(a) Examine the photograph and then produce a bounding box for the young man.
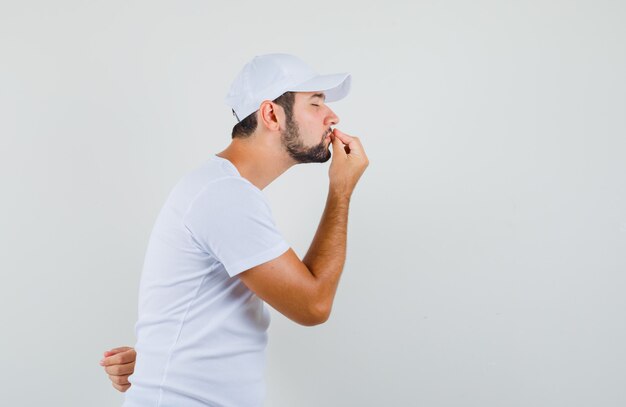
[100,53,368,406]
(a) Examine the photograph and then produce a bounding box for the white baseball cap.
[225,53,351,122]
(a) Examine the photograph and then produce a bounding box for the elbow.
[298,300,331,327]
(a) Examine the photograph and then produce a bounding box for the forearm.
[302,188,351,309]
[237,129,367,326]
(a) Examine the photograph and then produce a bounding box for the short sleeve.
[182,177,290,277]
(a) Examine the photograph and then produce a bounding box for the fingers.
[100,347,136,367]
[105,361,135,376]
[332,128,367,159]
[100,346,136,393]
[332,128,353,144]
[109,373,131,386]
[331,131,347,155]
[112,382,131,392]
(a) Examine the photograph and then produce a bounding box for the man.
[100,53,368,406]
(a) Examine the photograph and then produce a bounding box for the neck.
[216,132,296,190]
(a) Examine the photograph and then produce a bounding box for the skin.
[280,92,334,164]
[99,347,136,392]
[101,91,369,391]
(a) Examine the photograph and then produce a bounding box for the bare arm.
[238,129,368,326]
[299,188,350,320]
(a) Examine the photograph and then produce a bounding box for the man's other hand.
[99,346,136,392]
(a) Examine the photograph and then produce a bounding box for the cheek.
[293,108,327,139]
[297,111,323,133]
[300,122,318,139]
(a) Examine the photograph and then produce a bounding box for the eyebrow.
[309,93,326,101]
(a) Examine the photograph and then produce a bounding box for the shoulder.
[183,175,271,222]
[196,176,265,205]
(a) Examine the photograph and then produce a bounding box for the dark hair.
[231,92,295,139]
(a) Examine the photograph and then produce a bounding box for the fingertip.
[333,128,351,142]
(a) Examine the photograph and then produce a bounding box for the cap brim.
[288,73,351,103]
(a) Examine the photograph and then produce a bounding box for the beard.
[280,114,332,164]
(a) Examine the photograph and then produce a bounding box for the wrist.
[328,187,352,204]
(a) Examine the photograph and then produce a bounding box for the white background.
[1,1,625,406]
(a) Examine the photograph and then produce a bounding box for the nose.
[325,107,340,126]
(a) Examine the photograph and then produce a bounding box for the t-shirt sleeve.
[182,177,290,277]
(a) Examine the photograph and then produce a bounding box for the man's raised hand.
[328,128,369,199]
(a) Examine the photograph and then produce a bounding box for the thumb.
[331,132,348,156]
[333,128,353,144]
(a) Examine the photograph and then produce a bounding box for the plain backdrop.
[1,1,625,406]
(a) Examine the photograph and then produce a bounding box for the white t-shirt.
[123,155,289,407]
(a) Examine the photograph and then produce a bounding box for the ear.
[258,100,282,132]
